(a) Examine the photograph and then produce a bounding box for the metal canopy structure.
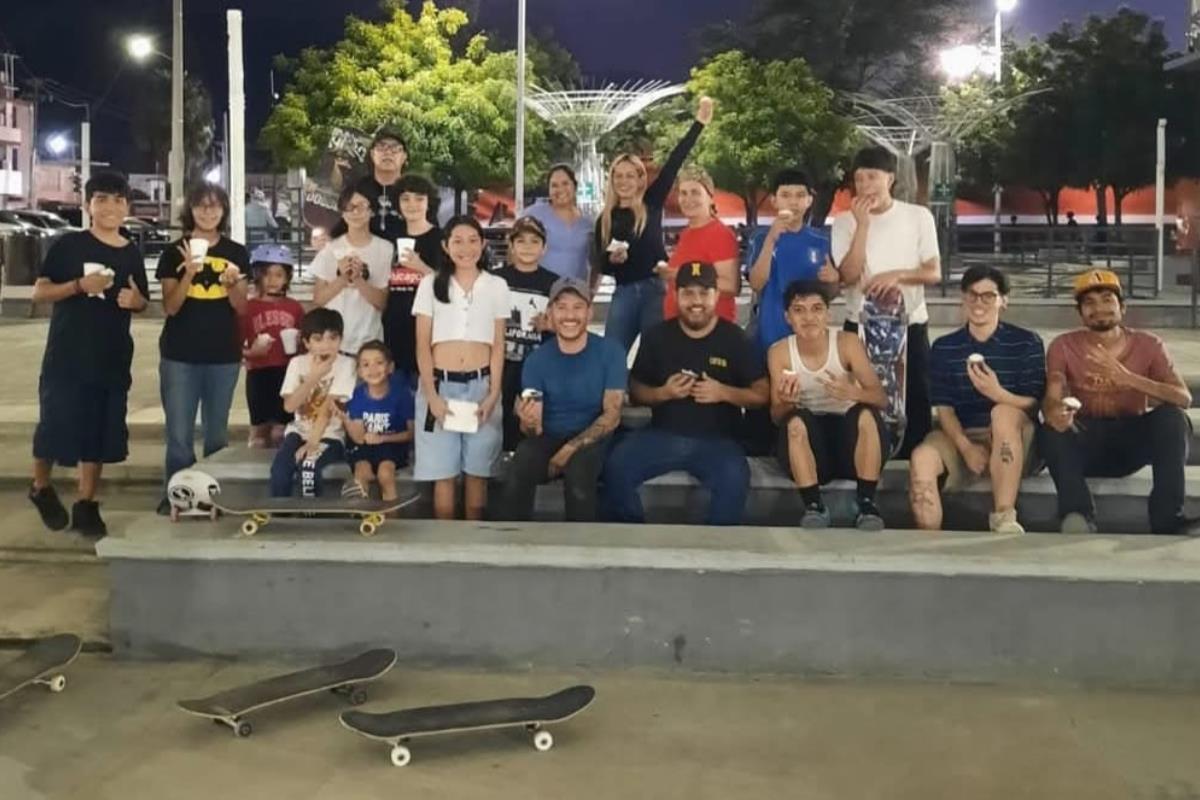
[526,81,685,212]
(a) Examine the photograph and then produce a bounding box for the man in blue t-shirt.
[909,265,1045,534]
[746,169,838,354]
[497,277,627,522]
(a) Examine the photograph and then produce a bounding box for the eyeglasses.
[343,202,372,214]
[965,290,1000,305]
[373,143,405,154]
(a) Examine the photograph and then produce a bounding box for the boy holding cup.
[383,174,442,384]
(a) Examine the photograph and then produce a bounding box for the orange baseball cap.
[1072,269,1123,300]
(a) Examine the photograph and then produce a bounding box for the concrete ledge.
[98,519,1200,686]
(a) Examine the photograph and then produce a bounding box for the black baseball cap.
[371,127,407,150]
[675,261,718,290]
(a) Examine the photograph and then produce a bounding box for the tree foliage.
[260,0,548,194]
[129,73,215,185]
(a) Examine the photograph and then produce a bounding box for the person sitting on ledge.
[601,262,769,526]
[909,265,1045,535]
[767,280,889,530]
[497,277,627,522]
[1039,269,1194,535]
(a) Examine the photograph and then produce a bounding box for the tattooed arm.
[548,389,624,477]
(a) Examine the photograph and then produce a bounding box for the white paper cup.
[188,238,210,264]
[396,237,416,260]
[280,328,300,355]
[1063,397,1082,411]
[967,353,985,366]
[779,209,794,220]
[254,333,273,349]
[607,239,629,254]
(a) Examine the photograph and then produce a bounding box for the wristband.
[73,278,82,295]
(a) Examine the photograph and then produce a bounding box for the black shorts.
[246,366,291,426]
[775,405,890,485]
[33,375,130,467]
[349,442,408,471]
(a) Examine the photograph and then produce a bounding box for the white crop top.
[412,270,510,346]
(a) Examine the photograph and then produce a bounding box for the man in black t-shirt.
[28,172,149,539]
[601,262,769,525]
[330,127,410,242]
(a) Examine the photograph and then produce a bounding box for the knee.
[990,404,1025,433]
[1148,404,1188,436]
[854,406,881,438]
[377,462,396,481]
[786,415,811,446]
[909,443,942,480]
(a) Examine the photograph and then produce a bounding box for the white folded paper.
[443,399,480,433]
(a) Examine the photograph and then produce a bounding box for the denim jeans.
[602,428,751,526]
[497,434,609,522]
[605,278,665,353]
[160,358,241,488]
[270,433,346,497]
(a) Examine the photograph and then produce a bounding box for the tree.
[129,73,215,185]
[645,51,856,228]
[260,0,548,210]
[700,0,969,95]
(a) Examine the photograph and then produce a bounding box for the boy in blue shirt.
[747,169,839,354]
[343,340,415,501]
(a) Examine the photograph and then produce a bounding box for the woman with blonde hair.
[594,96,714,352]
[660,164,740,323]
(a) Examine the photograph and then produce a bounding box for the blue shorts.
[413,375,502,481]
[349,442,409,471]
[33,376,130,467]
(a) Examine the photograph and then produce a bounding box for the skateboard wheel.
[236,721,253,738]
[350,689,368,706]
[252,512,270,525]
[48,674,66,693]
[170,506,180,523]
[369,513,385,526]
[209,507,220,521]
[533,730,554,751]
[390,744,411,767]
[359,521,378,538]
[240,520,258,537]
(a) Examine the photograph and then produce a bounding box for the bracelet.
[73,278,82,295]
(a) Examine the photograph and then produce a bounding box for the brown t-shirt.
[1046,328,1177,418]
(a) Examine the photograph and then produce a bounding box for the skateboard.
[0,634,83,702]
[340,684,596,767]
[859,290,908,456]
[178,648,397,738]
[167,468,420,537]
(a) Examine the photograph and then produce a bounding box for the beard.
[1085,318,1119,332]
[679,309,714,331]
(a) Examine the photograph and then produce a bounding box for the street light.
[204,166,221,184]
[996,0,1018,14]
[939,45,984,82]
[46,133,70,157]
[125,34,157,62]
[124,2,184,220]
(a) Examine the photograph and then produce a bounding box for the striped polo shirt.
[929,321,1046,429]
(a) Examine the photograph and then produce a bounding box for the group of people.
[23,96,1196,538]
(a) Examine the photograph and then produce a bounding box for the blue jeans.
[605,278,664,353]
[160,358,241,488]
[270,433,346,497]
[602,429,751,526]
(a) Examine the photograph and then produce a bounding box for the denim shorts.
[413,376,502,481]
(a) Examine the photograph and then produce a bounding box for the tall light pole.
[514,0,527,215]
[993,0,1017,248]
[171,0,185,216]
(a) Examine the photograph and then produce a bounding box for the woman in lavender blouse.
[524,164,594,283]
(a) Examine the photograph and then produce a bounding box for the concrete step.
[98,517,1200,687]
[190,442,1199,535]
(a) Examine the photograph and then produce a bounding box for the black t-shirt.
[38,231,149,386]
[632,319,765,438]
[155,236,249,364]
[330,174,408,242]
[494,264,557,362]
[382,226,441,375]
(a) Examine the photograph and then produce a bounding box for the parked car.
[0,210,53,237]
[121,217,171,256]
[11,209,79,233]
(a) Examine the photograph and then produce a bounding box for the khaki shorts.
[921,419,1037,492]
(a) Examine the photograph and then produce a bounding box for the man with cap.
[602,262,770,526]
[1040,269,1194,534]
[496,277,627,522]
[331,127,410,242]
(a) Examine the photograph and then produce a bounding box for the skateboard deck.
[0,634,83,702]
[859,290,908,456]
[178,648,397,738]
[167,469,419,536]
[340,684,596,766]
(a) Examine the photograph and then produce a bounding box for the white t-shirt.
[280,352,358,439]
[830,200,940,325]
[412,270,510,346]
[310,234,393,354]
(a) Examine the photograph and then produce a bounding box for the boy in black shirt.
[330,127,409,242]
[601,262,770,525]
[28,172,149,538]
[495,216,558,450]
[383,173,441,382]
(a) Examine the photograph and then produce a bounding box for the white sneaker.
[989,509,1025,535]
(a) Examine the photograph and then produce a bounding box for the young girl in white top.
[311,184,393,355]
[412,216,510,519]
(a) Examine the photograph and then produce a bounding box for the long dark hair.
[179,182,230,235]
[435,216,488,304]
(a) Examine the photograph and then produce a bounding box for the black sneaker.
[70,500,108,539]
[29,484,69,531]
[855,499,885,531]
[801,502,831,530]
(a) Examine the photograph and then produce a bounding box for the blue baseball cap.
[249,243,296,267]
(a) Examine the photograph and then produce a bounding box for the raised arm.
[645,97,713,206]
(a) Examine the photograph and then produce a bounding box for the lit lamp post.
[126,17,183,218]
[514,0,527,215]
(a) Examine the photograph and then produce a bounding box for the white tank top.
[787,329,854,415]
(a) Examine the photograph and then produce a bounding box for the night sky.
[0,0,1189,172]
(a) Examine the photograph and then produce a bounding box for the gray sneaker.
[801,502,831,530]
[989,508,1026,535]
[854,499,885,532]
[1060,512,1097,534]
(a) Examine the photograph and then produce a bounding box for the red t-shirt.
[1046,328,1177,418]
[662,218,739,322]
[240,296,307,370]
